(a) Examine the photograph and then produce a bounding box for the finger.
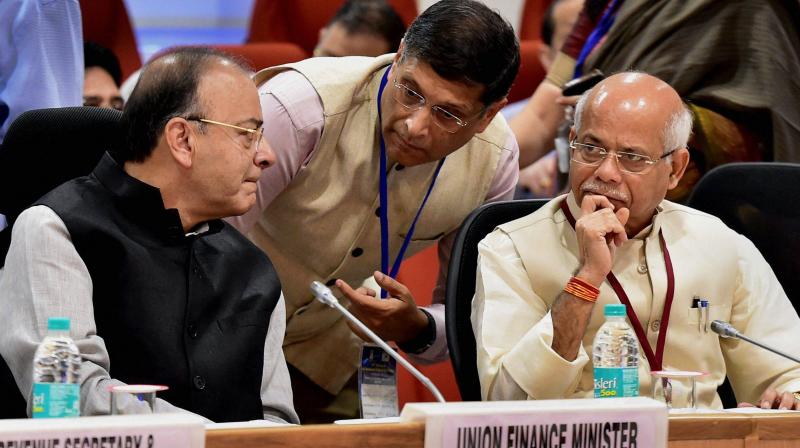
[336,279,380,309]
[615,207,630,227]
[737,401,756,408]
[590,208,626,247]
[356,286,377,297]
[335,278,359,298]
[760,388,778,409]
[777,391,795,410]
[579,210,624,244]
[556,95,580,106]
[611,213,629,247]
[612,231,628,247]
[580,194,615,215]
[373,271,411,299]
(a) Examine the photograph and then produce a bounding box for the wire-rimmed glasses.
[187,117,264,151]
[570,141,675,174]
[392,79,483,134]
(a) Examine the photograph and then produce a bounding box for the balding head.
[119,47,274,232]
[568,72,692,236]
[574,72,692,154]
[120,47,253,163]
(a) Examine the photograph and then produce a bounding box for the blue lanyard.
[376,67,446,298]
[574,0,622,78]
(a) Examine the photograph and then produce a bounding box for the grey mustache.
[580,181,630,202]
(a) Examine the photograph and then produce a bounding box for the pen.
[700,299,709,333]
[693,296,701,333]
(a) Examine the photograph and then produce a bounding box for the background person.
[83,41,125,111]
[510,0,800,202]
[314,0,406,57]
[506,0,583,199]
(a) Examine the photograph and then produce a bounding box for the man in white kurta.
[472,72,800,409]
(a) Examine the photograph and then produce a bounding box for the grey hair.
[572,83,694,154]
[572,87,592,136]
[663,102,693,153]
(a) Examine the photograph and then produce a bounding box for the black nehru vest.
[36,153,282,422]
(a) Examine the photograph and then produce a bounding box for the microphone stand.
[712,320,800,364]
[311,281,446,403]
[732,333,800,364]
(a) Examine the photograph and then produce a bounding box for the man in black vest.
[0,48,298,423]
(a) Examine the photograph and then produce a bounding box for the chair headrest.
[0,106,123,216]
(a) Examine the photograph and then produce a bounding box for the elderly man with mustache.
[472,72,800,410]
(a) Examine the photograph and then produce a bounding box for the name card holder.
[400,397,667,448]
[0,413,205,448]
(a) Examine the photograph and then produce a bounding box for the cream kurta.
[472,193,800,408]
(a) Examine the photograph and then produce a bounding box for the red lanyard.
[559,199,675,371]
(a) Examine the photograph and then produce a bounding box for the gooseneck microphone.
[709,320,741,338]
[310,281,446,403]
[711,320,800,364]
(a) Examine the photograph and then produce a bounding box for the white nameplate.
[400,397,667,448]
[0,413,205,448]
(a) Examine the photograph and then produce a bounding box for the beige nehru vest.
[252,55,510,394]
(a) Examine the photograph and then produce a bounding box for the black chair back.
[0,106,122,418]
[688,162,800,408]
[445,199,549,400]
[0,106,122,267]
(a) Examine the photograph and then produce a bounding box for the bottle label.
[593,367,638,398]
[32,382,80,418]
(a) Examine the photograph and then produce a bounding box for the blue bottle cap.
[604,304,627,317]
[47,317,71,331]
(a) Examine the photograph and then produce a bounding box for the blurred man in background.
[509,0,583,198]
[314,0,405,57]
[83,42,125,111]
[510,0,800,202]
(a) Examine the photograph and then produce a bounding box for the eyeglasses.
[570,141,675,174]
[187,117,264,151]
[392,79,481,134]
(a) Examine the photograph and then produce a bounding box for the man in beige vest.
[473,72,800,409]
[230,0,520,422]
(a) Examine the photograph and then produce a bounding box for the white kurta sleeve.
[472,229,589,400]
[723,235,800,404]
[260,293,299,423]
[0,206,197,418]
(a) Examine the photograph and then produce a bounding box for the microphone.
[710,320,741,338]
[711,320,800,364]
[310,281,446,403]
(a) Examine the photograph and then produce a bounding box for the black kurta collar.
[90,152,223,243]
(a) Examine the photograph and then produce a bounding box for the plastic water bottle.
[593,304,639,398]
[32,317,81,418]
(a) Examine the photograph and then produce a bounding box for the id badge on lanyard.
[375,67,445,298]
[357,68,446,416]
[359,343,398,418]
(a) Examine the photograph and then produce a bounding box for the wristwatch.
[793,391,800,402]
[398,309,436,355]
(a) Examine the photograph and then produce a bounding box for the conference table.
[206,412,800,448]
